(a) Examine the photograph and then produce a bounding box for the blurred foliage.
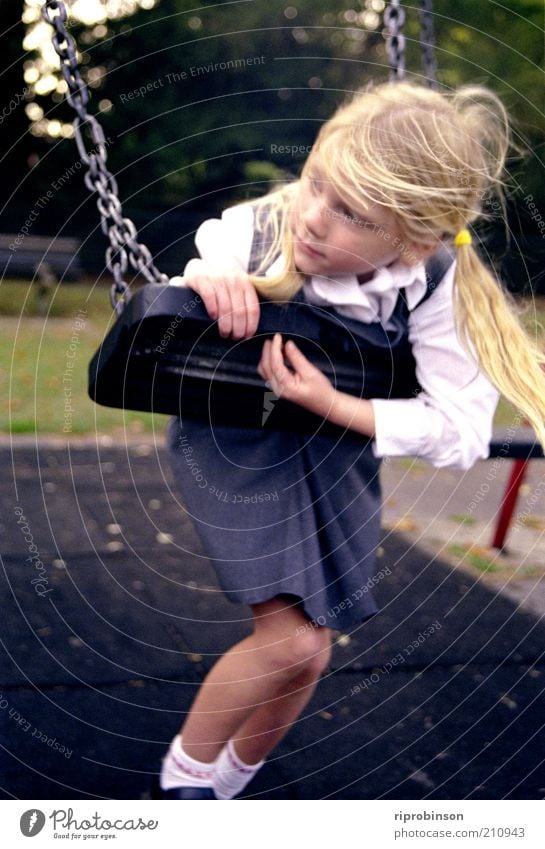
[3,0,544,228]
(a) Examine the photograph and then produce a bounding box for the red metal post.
[491,458,530,550]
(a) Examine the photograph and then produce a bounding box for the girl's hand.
[180,259,260,340]
[257,333,337,418]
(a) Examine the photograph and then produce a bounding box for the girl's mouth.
[297,238,324,258]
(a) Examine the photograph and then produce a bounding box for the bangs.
[307,133,394,221]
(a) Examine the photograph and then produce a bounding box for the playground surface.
[1,435,544,800]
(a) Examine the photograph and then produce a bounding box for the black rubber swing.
[42,0,446,434]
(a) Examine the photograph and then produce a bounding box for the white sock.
[159,735,217,791]
[213,738,266,800]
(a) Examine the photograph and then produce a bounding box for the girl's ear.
[399,236,444,267]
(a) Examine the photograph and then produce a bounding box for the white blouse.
[171,203,500,470]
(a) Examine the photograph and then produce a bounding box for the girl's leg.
[180,596,332,764]
[230,657,328,765]
[211,650,329,800]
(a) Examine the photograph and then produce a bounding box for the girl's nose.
[302,196,327,239]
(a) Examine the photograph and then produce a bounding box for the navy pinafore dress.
[166,214,451,630]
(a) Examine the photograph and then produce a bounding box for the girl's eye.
[351,212,370,228]
[338,205,367,226]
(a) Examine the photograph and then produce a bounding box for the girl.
[154,81,545,799]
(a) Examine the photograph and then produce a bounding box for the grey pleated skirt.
[166,414,384,630]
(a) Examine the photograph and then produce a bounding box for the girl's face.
[291,161,414,281]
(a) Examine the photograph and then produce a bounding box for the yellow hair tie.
[454,228,472,248]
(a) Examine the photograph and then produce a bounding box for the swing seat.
[88,282,425,433]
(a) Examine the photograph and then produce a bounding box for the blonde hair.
[246,80,545,451]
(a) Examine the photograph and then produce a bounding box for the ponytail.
[453,244,545,450]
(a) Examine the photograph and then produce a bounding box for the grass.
[448,514,478,526]
[0,279,168,436]
[1,279,544,436]
[0,278,115,319]
[447,544,502,573]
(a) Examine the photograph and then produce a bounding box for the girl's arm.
[258,264,500,470]
[370,263,500,469]
[170,204,261,340]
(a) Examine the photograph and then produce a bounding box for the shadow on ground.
[1,441,544,800]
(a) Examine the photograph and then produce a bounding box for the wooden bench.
[0,234,82,280]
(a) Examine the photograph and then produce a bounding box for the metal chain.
[384,1,439,88]
[42,0,168,312]
[419,0,438,88]
[383,0,406,82]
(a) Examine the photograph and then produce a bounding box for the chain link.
[383,1,439,89]
[383,0,406,82]
[42,0,168,312]
[419,0,438,89]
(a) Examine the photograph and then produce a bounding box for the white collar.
[309,260,428,322]
[265,256,428,326]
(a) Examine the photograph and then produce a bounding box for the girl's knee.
[293,625,331,669]
[300,627,332,677]
[259,625,331,677]
[251,596,332,676]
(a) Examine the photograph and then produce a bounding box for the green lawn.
[0,280,168,436]
[0,279,543,436]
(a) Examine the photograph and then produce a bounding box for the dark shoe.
[150,776,216,800]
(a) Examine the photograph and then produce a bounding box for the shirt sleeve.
[370,262,500,470]
[189,203,255,273]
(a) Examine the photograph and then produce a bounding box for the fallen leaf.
[156,532,174,545]
[392,516,418,533]
[410,769,435,788]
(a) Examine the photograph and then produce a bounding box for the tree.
[4,1,544,285]
[0,0,35,216]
